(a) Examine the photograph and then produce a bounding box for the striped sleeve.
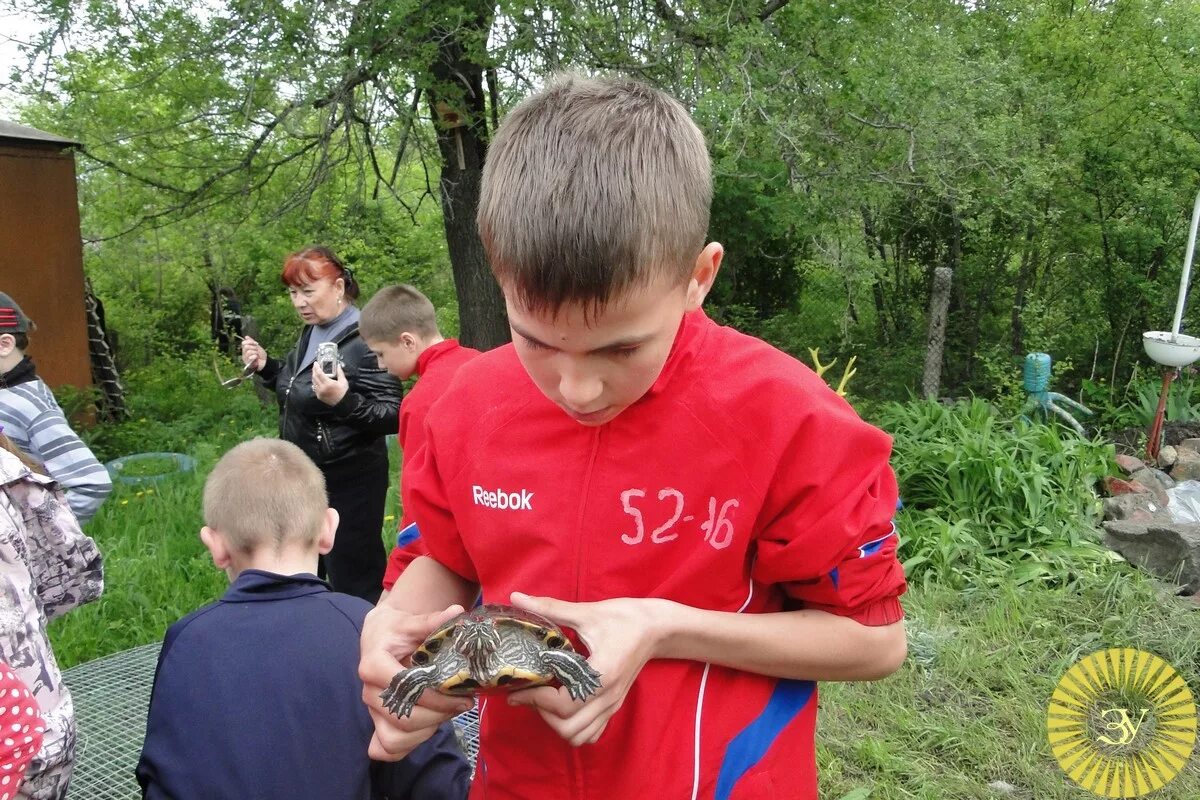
[0,385,112,523]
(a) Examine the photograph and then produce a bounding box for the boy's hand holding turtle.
[360,603,472,761]
[505,592,666,747]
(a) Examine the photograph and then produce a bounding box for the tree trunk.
[922,266,954,400]
[428,11,510,352]
[1010,223,1038,356]
[860,207,891,344]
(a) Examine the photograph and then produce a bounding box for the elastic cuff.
[808,595,904,626]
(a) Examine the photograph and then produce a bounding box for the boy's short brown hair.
[202,438,326,554]
[359,285,439,342]
[477,73,713,314]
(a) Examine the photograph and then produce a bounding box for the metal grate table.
[63,642,161,799]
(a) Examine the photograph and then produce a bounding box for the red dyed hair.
[279,246,359,300]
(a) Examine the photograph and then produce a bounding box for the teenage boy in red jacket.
[359,74,908,800]
[358,284,480,591]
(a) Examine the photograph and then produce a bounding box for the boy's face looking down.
[366,334,421,380]
[506,243,722,427]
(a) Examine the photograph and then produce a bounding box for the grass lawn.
[51,444,1200,799]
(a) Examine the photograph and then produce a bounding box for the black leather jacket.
[258,322,401,470]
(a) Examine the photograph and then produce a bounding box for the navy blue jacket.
[136,570,470,799]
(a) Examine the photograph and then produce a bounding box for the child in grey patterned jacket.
[0,432,104,799]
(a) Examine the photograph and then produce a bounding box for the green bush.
[1081,368,1200,433]
[875,399,1117,590]
[76,349,276,463]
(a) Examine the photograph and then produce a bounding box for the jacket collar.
[415,339,461,377]
[221,569,332,603]
[645,308,712,398]
[0,356,37,389]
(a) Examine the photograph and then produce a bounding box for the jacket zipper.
[316,420,333,457]
[280,369,301,436]
[570,427,603,800]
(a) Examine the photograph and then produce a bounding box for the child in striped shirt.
[0,292,111,523]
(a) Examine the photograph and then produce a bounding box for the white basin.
[1143,331,1200,367]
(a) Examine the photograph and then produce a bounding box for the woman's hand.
[312,361,349,405]
[360,603,473,761]
[506,592,669,746]
[241,337,268,372]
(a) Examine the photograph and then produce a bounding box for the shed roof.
[0,119,78,148]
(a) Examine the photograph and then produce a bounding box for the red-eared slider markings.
[380,604,603,718]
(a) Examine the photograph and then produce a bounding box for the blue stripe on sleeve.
[396,522,420,546]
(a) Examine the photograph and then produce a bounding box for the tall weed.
[875,399,1116,589]
[73,349,276,462]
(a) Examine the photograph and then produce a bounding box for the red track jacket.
[403,310,906,800]
[383,339,481,590]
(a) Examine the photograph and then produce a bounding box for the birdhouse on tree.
[435,101,469,170]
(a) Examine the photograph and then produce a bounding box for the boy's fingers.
[419,604,466,635]
[367,719,437,761]
[359,639,403,689]
[510,592,581,628]
[577,717,610,747]
[413,687,475,715]
[367,700,455,735]
[360,604,463,688]
[507,685,579,718]
[368,732,405,762]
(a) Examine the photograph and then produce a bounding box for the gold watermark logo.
[1047,648,1196,797]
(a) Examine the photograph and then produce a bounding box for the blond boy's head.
[360,285,443,380]
[201,438,334,576]
[477,73,713,316]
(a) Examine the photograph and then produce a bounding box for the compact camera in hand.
[316,341,339,378]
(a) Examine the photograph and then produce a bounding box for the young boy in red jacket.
[359,284,481,591]
[359,74,908,800]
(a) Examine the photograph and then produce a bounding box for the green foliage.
[81,349,276,463]
[708,151,809,319]
[9,0,1200,398]
[973,347,1035,418]
[875,399,1116,589]
[1081,368,1200,433]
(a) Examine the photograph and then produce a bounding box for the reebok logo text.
[472,485,534,511]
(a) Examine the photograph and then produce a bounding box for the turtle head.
[456,616,502,660]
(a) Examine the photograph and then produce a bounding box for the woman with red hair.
[241,246,401,603]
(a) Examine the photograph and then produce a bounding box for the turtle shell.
[410,603,578,696]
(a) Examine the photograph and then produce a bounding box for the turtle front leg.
[380,665,440,718]
[540,650,602,702]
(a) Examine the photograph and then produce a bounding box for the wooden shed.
[0,119,92,392]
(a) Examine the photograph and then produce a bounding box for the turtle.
[379,604,603,719]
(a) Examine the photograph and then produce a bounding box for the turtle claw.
[380,667,435,719]
[541,650,602,702]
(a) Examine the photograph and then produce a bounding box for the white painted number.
[620,489,647,545]
[650,488,684,543]
[700,497,739,550]
[619,489,738,550]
